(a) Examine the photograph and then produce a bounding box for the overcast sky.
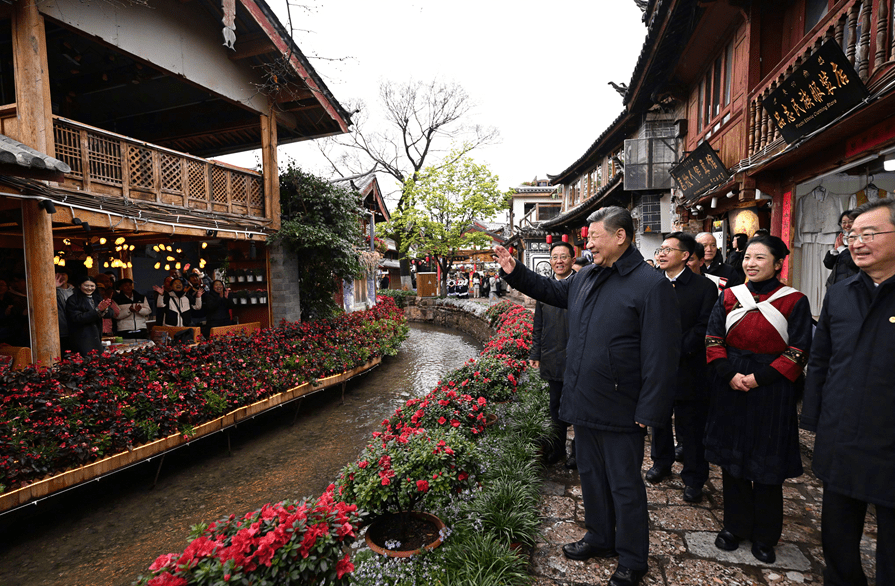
[221,1,648,205]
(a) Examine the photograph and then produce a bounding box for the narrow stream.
[0,322,481,586]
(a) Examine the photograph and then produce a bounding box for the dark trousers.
[721,469,783,545]
[576,425,648,571]
[650,399,709,489]
[821,486,895,586]
[547,380,575,458]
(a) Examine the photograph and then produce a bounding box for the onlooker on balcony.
[153,278,203,327]
[65,275,112,358]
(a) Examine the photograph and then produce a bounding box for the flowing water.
[0,322,480,586]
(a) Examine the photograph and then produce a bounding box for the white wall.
[39,0,271,114]
[511,195,559,228]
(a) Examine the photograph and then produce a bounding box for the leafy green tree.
[270,162,363,320]
[380,154,509,295]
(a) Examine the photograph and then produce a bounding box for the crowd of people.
[497,200,894,586]
[37,268,237,359]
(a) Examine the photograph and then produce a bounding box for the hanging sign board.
[669,140,730,199]
[762,39,868,144]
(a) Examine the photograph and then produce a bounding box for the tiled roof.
[540,172,623,229]
[0,134,71,173]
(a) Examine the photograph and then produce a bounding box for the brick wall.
[268,242,302,325]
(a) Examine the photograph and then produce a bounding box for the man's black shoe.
[674,444,684,462]
[608,565,647,586]
[682,486,703,503]
[564,455,577,469]
[751,541,776,564]
[714,529,740,551]
[644,465,672,484]
[561,539,618,561]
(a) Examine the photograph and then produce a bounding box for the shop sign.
[762,39,867,144]
[669,140,730,199]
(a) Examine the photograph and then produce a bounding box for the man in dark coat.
[801,199,895,586]
[645,233,717,504]
[529,241,576,468]
[495,206,680,586]
[696,232,743,289]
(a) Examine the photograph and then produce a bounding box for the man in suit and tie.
[645,232,718,503]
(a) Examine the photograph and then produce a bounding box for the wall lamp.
[884,155,895,172]
[72,217,91,232]
[206,229,218,237]
[38,199,57,214]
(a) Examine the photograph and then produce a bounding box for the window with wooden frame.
[696,39,734,139]
[537,204,561,221]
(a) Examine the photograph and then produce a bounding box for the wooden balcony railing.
[52,117,265,218]
[746,0,894,159]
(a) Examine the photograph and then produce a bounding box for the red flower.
[438,416,447,425]
[458,471,469,481]
[416,479,429,492]
[450,419,460,427]
[358,460,368,469]
[336,553,354,579]
[147,573,188,586]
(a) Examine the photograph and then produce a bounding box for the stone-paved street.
[530,429,878,586]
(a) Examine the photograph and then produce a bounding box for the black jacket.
[705,257,743,289]
[529,273,573,381]
[204,290,236,327]
[822,248,859,287]
[801,271,895,507]
[503,246,681,431]
[65,291,104,357]
[668,267,717,400]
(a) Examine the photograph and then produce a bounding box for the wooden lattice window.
[187,160,207,200]
[231,173,248,204]
[161,154,183,193]
[53,124,82,178]
[211,166,228,204]
[88,133,122,186]
[128,145,154,189]
[248,177,263,208]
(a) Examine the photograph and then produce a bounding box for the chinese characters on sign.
[762,39,868,144]
[669,140,730,200]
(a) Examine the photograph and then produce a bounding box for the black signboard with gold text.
[669,140,730,199]
[762,39,868,144]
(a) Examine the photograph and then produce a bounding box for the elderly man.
[801,198,895,586]
[529,241,577,468]
[494,206,680,586]
[645,233,717,504]
[696,232,742,290]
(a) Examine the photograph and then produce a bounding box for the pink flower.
[358,460,368,469]
[147,573,188,586]
[416,480,429,492]
[148,553,177,572]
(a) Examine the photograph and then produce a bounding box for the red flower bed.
[0,298,407,494]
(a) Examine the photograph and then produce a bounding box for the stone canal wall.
[403,298,494,344]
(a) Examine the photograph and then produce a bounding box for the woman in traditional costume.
[704,234,812,564]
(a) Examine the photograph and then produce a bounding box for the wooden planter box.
[0,357,382,513]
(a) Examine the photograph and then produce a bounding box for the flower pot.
[256,274,264,283]
[365,511,446,558]
[237,275,245,282]
[484,413,498,428]
[239,298,247,305]
[250,297,258,305]
[260,296,268,304]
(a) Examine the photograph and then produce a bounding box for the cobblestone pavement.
[531,429,878,586]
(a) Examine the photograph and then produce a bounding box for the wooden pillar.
[13,2,60,364]
[261,106,280,230]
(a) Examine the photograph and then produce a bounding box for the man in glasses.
[529,241,577,468]
[645,233,717,505]
[802,198,895,586]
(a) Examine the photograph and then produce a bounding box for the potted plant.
[257,288,268,304]
[255,268,264,283]
[249,290,259,305]
[386,386,491,440]
[335,427,478,557]
[234,268,245,283]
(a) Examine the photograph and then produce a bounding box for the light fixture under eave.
[884,155,895,172]
[710,197,718,209]
[726,190,736,198]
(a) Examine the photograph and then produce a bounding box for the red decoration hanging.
[562,234,569,243]
[509,246,515,254]
[581,226,589,238]
[546,235,553,244]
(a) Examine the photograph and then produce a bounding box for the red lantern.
[581,226,589,238]
[562,234,569,243]
[546,234,553,244]
[425,256,430,263]
[509,246,515,254]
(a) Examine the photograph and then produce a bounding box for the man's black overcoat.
[669,267,717,400]
[801,272,895,507]
[503,246,681,431]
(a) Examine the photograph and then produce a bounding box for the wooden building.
[0,0,350,363]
